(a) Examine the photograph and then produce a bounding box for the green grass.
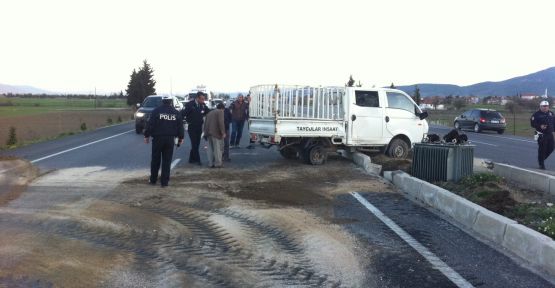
[426,104,536,137]
[437,173,555,239]
[0,97,127,117]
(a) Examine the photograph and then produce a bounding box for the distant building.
[419,103,445,110]
[485,96,509,105]
[466,96,480,104]
[520,94,540,100]
[419,97,445,110]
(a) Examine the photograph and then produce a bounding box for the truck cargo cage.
[250,85,345,120]
[411,143,474,182]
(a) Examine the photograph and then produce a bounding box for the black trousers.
[150,136,175,186]
[188,127,202,163]
[538,133,555,166]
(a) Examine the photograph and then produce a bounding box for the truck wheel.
[135,125,143,134]
[387,138,409,159]
[279,146,298,159]
[307,145,327,165]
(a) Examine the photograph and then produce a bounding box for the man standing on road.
[144,96,184,187]
[222,103,232,161]
[183,92,209,165]
[531,100,555,170]
[204,103,226,168]
[230,94,248,148]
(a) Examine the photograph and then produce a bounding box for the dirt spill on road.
[0,159,395,287]
[0,158,38,206]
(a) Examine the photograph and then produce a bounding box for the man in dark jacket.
[531,100,555,169]
[144,96,184,187]
[230,94,248,148]
[182,92,210,165]
[223,105,232,161]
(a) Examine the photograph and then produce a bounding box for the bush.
[80,122,87,131]
[0,100,14,107]
[117,116,122,123]
[460,173,501,188]
[539,216,555,238]
[6,127,17,146]
[107,117,113,125]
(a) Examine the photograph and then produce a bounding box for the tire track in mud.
[0,216,244,288]
[0,199,343,287]
[213,208,336,287]
[131,201,342,287]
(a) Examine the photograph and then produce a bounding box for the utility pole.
[94,87,97,109]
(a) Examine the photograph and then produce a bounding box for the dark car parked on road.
[134,95,183,134]
[454,109,506,134]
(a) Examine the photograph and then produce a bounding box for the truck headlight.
[135,112,145,118]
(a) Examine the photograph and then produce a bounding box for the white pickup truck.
[248,85,429,164]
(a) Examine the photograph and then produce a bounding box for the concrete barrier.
[493,163,553,196]
[473,208,516,244]
[434,188,481,229]
[540,242,555,275]
[502,224,552,263]
[352,152,382,175]
[388,170,555,277]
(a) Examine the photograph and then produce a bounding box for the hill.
[0,83,52,94]
[396,67,555,97]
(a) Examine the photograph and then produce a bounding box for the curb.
[384,170,555,277]
[341,150,382,175]
[493,163,555,196]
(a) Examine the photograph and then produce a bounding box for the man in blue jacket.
[144,96,184,187]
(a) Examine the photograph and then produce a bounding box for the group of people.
[143,92,250,187]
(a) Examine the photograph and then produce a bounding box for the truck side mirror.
[418,111,429,120]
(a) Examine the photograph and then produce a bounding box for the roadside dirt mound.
[0,158,38,206]
[369,153,412,174]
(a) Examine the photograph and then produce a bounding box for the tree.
[390,83,396,89]
[452,98,466,110]
[505,101,520,135]
[347,75,355,87]
[126,60,157,106]
[356,80,362,87]
[412,85,421,105]
[431,96,441,110]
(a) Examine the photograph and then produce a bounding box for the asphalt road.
[0,122,554,287]
[429,124,555,170]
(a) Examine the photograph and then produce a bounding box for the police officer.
[183,91,210,165]
[531,100,555,170]
[144,96,184,187]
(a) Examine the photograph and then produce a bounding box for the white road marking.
[469,140,497,147]
[171,158,181,170]
[30,130,134,164]
[351,192,474,288]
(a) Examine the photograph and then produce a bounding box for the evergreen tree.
[138,60,156,99]
[126,60,157,106]
[126,69,139,106]
[390,83,396,89]
[413,85,421,105]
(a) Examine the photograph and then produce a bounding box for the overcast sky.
[1,0,554,94]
